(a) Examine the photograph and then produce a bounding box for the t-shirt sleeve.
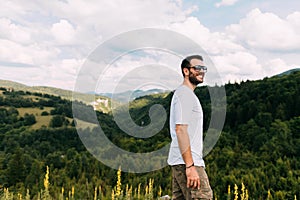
[173,91,193,125]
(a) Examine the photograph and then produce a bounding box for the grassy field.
[17,107,53,116]
[21,95,48,102]
[73,118,98,130]
[0,91,69,129]
[15,107,54,129]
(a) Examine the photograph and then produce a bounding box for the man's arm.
[175,124,200,189]
[175,124,193,166]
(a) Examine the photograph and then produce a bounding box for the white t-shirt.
[167,85,205,167]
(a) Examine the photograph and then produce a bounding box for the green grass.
[22,95,48,102]
[73,118,98,130]
[32,115,52,129]
[17,107,54,129]
[17,107,52,116]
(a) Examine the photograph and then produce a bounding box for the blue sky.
[186,0,300,30]
[0,0,299,92]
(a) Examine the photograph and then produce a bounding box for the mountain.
[0,79,112,113]
[273,68,300,77]
[0,79,168,110]
[98,88,170,102]
[0,79,31,91]
[0,79,95,101]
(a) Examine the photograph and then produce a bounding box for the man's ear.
[183,68,189,76]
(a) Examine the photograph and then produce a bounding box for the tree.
[24,113,36,126]
[49,115,64,128]
[7,148,26,186]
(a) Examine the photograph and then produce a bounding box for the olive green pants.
[171,165,213,200]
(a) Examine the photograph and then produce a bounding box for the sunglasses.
[189,65,207,73]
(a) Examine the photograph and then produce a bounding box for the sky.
[1,0,300,93]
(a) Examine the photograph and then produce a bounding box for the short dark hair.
[181,55,203,77]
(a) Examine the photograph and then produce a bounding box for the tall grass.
[0,166,297,200]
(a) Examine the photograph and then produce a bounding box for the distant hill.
[0,79,169,111]
[0,80,30,91]
[0,79,169,103]
[273,68,300,77]
[98,88,170,102]
[0,79,112,113]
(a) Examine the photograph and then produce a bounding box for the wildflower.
[234,184,238,200]
[137,183,141,199]
[158,186,162,197]
[112,189,115,200]
[267,189,272,200]
[44,166,49,190]
[240,183,245,200]
[94,186,97,200]
[116,166,122,197]
[227,185,231,200]
[71,186,75,199]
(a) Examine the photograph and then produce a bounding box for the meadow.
[3,166,293,200]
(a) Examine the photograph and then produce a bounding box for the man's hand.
[186,166,200,189]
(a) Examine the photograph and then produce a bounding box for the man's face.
[188,58,205,85]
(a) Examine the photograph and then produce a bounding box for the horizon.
[1,67,299,95]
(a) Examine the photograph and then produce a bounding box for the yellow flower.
[240,183,245,200]
[234,184,238,200]
[71,186,75,198]
[112,189,115,200]
[44,166,49,190]
[116,166,122,197]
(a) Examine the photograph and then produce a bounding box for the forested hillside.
[0,71,299,199]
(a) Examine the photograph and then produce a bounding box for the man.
[167,55,213,199]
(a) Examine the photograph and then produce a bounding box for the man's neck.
[183,79,197,91]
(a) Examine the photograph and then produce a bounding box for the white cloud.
[226,8,300,51]
[51,19,76,45]
[0,39,60,65]
[0,1,299,91]
[94,50,182,93]
[167,16,257,84]
[44,0,189,38]
[0,18,32,44]
[262,58,290,77]
[215,0,239,8]
[0,1,29,19]
[287,11,300,29]
[212,51,263,83]
[0,39,33,64]
[169,17,245,55]
[0,0,193,90]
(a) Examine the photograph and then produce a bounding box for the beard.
[189,73,202,85]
